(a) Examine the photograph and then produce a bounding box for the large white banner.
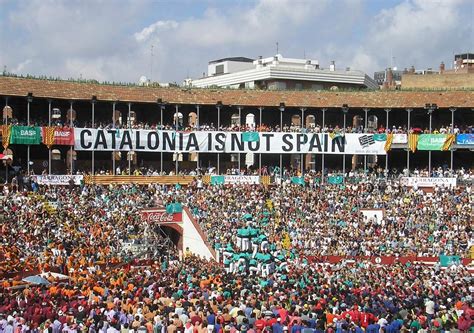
[74,129,387,155]
[224,175,260,184]
[400,177,457,188]
[35,175,84,185]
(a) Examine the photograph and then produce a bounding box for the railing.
[85,175,195,185]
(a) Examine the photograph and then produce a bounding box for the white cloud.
[12,59,32,72]
[134,20,178,42]
[1,0,471,84]
[346,0,471,73]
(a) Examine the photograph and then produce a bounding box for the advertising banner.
[35,175,84,185]
[439,255,461,267]
[10,126,42,145]
[224,175,260,184]
[140,208,182,224]
[211,175,260,185]
[417,134,447,151]
[74,129,387,155]
[456,134,474,145]
[400,177,457,188]
[42,127,75,146]
[306,255,471,267]
[392,134,408,144]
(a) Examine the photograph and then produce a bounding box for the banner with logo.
[211,175,260,185]
[306,255,472,268]
[74,129,387,155]
[392,134,408,144]
[224,175,260,184]
[10,126,42,145]
[42,127,75,146]
[439,255,461,267]
[400,177,457,188]
[35,175,84,185]
[417,134,447,151]
[140,208,182,224]
[456,134,474,145]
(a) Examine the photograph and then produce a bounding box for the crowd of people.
[4,117,473,135]
[0,171,473,333]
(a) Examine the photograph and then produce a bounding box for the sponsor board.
[224,175,260,184]
[400,177,457,188]
[306,255,472,267]
[392,134,407,144]
[141,208,182,224]
[74,129,387,155]
[417,134,447,151]
[456,134,474,145]
[35,175,83,185]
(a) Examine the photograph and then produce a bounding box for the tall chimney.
[386,68,394,86]
[439,61,445,73]
[329,61,335,72]
[410,65,415,74]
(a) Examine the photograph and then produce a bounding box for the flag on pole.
[384,133,394,151]
[408,133,418,152]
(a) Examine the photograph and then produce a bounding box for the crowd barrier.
[306,255,473,267]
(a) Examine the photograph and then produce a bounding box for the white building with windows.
[186,54,379,90]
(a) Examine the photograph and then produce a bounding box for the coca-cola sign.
[141,209,182,224]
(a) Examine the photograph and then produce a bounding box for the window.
[215,64,224,75]
[231,113,240,126]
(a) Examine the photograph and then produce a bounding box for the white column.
[384,108,391,177]
[300,107,306,176]
[216,104,221,174]
[258,106,263,176]
[4,97,9,183]
[91,97,96,176]
[238,106,242,172]
[279,103,284,181]
[196,105,200,170]
[363,108,369,174]
[342,106,349,181]
[406,108,412,175]
[112,102,116,175]
[449,107,456,171]
[69,101,74,175]
[175,104,179,175]
[26,94,32,175]
[321,108,327,184]
[160,104,164,174]
[48,100,52,175]
[128,102,132,176]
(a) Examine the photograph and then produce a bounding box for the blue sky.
[0,0,472,84]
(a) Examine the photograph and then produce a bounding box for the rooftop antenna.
[390,47,393,68]
[150,44,154,83]
[276,42,279,54]
[304,49,306,59]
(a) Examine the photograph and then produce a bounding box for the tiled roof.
[0,76,473,108]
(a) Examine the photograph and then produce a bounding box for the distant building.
[373,68,403,88]
[401,53,474,89]
[186,54,379,90]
